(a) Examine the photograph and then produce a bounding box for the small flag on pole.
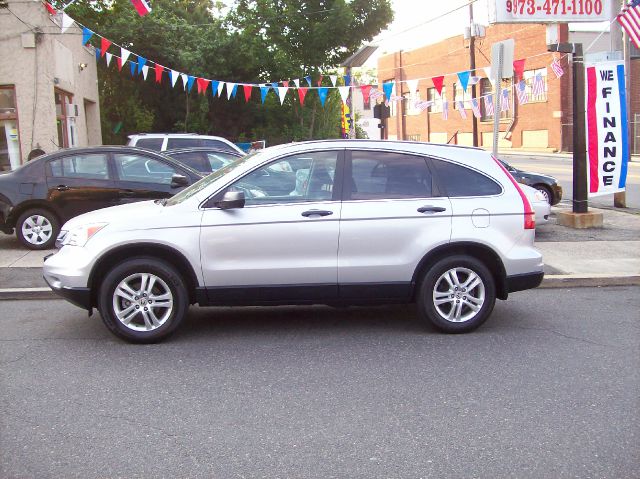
[551,58,565,78]
[470,98,481,118]
[617,0,640,48]
[484,95,494,117]
[516,80,529,105]
[130,0,151,17]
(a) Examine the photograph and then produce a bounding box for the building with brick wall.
[377,23,639,154]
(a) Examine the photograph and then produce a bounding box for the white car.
[127,133,245,155]
[44,141,544,343]
[521,184,551,225]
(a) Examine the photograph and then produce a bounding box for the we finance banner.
[585,60,629,197]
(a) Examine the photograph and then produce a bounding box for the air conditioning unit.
[66,103,80,117]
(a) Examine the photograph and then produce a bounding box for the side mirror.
[216,190,245,210]
[170,173,189,187]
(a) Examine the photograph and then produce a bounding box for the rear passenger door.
[45,152,118,222]
[337,150,452,301]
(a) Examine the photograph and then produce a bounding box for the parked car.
[0,146,202,249]
[164,147,243,173]
[521,184,551,225]
[127,133,244,155]
[44,140,544,343]
[497,158,562,205]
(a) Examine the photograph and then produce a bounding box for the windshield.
[165,151,256,206]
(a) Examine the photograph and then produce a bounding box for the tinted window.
[350,151,433,200]
[48,154,109,180]
[432,159,502,197]
[201,139,236,152]
[114,154,178,184]
[170,151,207,172]
[166,138,199,149]
[135,138,164,151]
[229,151,337,205]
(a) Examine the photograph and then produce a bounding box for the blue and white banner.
[585,60,629,197]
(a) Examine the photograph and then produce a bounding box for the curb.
[1,275,638,301]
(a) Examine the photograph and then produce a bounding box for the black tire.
[97,258,189,343]
[16,208,60,250]
[417,255,496,333]
[534,184,553,205]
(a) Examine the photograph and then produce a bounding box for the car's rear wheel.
[16,208,59,250]
[417,255,496,333]
[98,258,188,343]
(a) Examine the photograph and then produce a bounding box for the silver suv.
[43,140,543,343]
[127,133,244,155]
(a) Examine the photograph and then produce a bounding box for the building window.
[0,86,21,171]
[407,134,421,141]
[453,83,470,104]
[55,89,78,148]
[523,68,548,103]
[426,87,446,113]
[480,78,512,121]
[404,90,422,116]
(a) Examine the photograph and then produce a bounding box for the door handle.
[55,185,70,191]
[417,205,446,213]
[120,190,135,197]
[301,210,333,217]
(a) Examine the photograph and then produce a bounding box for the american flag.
[130,0,151,16]
[369,89,384,101]
[516,80,529,105]
[442,100,449,120]
[456,101,467,119]
[500,88,510,112]
[484,95,494,117]
[415,100,433,112]
[531,73,545,98]
[551,59,564,78]
[470,98,481,118]
[617,0,640,49]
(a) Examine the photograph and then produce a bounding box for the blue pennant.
[260,86,270,103]
[187,76,195,93]
[383,82,394,102]
[343,74,351,87]
[271,82,279,90]
[129,59,137,76]
[305,76,312,86]
[230,84,238,98]
[211,81,219,96]
[317,87,329,107]
[95,47,101,61]
[82,27,93,45]
[137,56,147,75]
[457,71,470,92]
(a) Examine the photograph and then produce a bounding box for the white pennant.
[277,87,288,105]
[120,48,131,65]
[180,73,189,90]
[468,76,480,85]
[226,82,236,100]
[329,75,338,87]
[105,52,113,67]
[54,12,75,33]
[141,65,149,80]
[406,79,419,97]
[217,81,225,97]
[338,86,350,104]
[293,78,300,88]
[483,67,494,83]
[170,70,179,88]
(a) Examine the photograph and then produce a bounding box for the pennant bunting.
[513,58,526,81]
[227,83,238,99]
[197,77,210,95]
[137,56,147,75]
[43,2,57,15]
[282,80,290,88]
[271,82,279,91]
[297,87,308,106]
[120,48,131,65]
[217,81,225,97]
[130,0,151,17]
[360,85,372,103]
[211,80,219,96]
[317,87,329,107]
[304,76,312,87]
[457,71,470,92]
[54,12,75,33]
[154,64,163,83]
[468,76,481,86]
[442,100,449,120]
[551,59,564,78]
[169,70,179,88]
[382,82,394,102]
[116,57,124,71]
[329,75,337,87]
[338,86,350,105]
[456,101,467,119]
[316,75,324,87]
[129,59,137,76]
[180,73,188,90]
[431,76,444,95]
[243,84,252,102]
[343,74,351,87]
[277,87,288,104]
[483,66,493,83]
[95,48,101,61]
[141,65,149,80]
[484,94,494,116]
[532,73,545,97]
[105,52,113,66]
[293,79,300,88]
[260,85,270,103]
[516,80,529,105]
[500,88,510,112]
[187,75,195,93]
[406,79,419,97]
[82,27,93,45]
[369,89,384,101]
[470,98,482,118]
[415,100,433,112]
[100,38,111,57]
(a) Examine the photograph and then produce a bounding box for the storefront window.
[0,86,20,171]
[55,89,77,148]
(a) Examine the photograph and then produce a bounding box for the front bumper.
[43,246,95,310]
[44,275,92,310]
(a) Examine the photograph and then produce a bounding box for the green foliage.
[67,0,393,146]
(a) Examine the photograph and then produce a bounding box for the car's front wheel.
[417,255,496,333]
[98,258,189,343]
[16,208,59,250]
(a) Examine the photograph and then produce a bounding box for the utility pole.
[469,3,478,147]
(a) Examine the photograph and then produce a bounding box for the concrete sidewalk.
[0,204,639,300]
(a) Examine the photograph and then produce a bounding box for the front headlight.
[61,223,108,247]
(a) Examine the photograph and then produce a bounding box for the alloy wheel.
[432,267,485,323]
[112,273,174,332]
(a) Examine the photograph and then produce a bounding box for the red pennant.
[116,57,123,71]
[243,85,253,102]
[100,38,112,57]
[282,80,290,87]
[196,78,210,94]
[360,85,372,103]
[43,2,57,15]
[154,65,164,83]
[432,76,444,96]
[298,87,308,106]
[513,58,526,82]
[316,75,324,87]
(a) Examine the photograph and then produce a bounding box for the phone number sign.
[489,0,611,23]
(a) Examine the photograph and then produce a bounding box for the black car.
[498,159,563,205]
[0,146,202,249]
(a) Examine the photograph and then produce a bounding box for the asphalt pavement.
[1,286,638,478]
